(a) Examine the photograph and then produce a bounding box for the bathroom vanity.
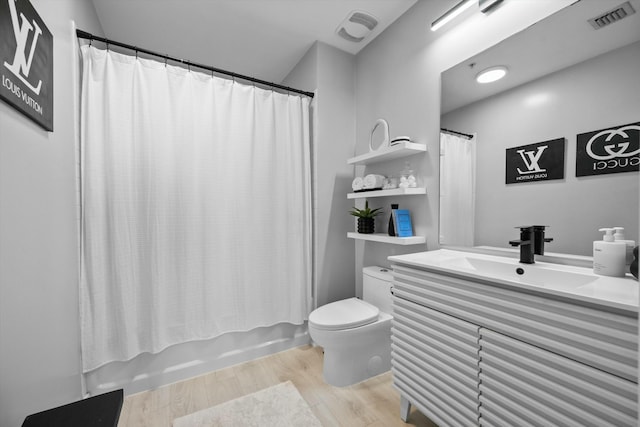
[388,249,638,427]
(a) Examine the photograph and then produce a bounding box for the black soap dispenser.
[388,204,399,236]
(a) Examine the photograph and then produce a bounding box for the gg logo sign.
[0,0,53,131]
[576,122,640,177]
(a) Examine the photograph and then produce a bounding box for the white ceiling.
[91,0,418,84]
[442,0,640,114]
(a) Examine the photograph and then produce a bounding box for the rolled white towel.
[352,177,364,191]
[363,174,386,189]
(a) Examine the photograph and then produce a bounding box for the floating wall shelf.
[347,187,426,199]
[347,232,426,245]
[347,141,427,166]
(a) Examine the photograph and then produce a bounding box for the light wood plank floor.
[117,345,436,426]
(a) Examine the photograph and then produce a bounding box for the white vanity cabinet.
[390,262,638,427]
[392,297,480,426]
[478,328,636,426]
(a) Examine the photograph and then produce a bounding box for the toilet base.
[322,342,391,387]
[320,328,391,387]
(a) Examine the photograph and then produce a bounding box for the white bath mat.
[172,381,322,427]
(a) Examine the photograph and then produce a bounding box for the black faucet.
[509,226,535,264]
[509,225,553,264]
[533,225,553,256]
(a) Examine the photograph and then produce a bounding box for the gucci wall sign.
[505,138,565,184]
[576,122,639,177]
[0,0,53,131]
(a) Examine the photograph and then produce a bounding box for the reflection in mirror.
[439,129,476,246]
[439,0,640,256]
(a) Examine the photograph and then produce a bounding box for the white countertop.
[389,249,638,312]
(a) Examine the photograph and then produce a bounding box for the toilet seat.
[309,297,379,331]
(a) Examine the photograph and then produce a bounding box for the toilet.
[309,266,393,387]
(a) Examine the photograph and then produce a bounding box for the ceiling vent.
[337,11,378,43]
[588,1,635,29]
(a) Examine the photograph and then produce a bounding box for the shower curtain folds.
[79,45,312,372]
[76,29,314,98]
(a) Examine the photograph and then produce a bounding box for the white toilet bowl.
[308,267,393,387]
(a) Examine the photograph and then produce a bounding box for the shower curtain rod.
[440,128,473,139]
[76,29,315,98]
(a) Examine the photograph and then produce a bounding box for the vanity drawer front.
[391,265,638,382]
[391,297,480,427]
[478,328,637,427]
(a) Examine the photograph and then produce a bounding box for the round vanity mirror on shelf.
[369,118,390,152]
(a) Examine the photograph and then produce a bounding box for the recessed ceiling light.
[476,66,508,83]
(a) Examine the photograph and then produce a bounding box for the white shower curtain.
[439,132,476,246]
[79,46,312,372]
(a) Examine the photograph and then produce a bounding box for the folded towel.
[391,136,412,145]
[352,177,364,191]
[383,176,398,189]
[363,174,386,189]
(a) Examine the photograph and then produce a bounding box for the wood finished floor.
[117,345,436,427]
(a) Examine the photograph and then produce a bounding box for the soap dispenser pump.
[593,228,626,277]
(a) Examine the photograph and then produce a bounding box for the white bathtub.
[83,322,309,396]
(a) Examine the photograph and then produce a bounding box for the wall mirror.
[439,0,640,256]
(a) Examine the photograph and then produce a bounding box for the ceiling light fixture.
[431,0,475,32]
[476,66,508,83]
[479,0,504,14]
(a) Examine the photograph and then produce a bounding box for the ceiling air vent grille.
[588,1,635,29]
[336,11,378,43]
[349,12,378,31]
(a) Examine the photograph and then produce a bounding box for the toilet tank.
[362,266,393,314]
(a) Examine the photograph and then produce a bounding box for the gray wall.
[442,42,640,255]
[352,0,576,295]
[0,1,104,425]
[283,42,356,307]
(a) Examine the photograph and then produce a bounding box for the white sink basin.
[389,249,638,310]
[442,256,598,291]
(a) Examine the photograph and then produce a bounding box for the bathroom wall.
[442,41,640,256]
[283,42,357,307]
[0,1,104,426]
[352,0,576,295]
